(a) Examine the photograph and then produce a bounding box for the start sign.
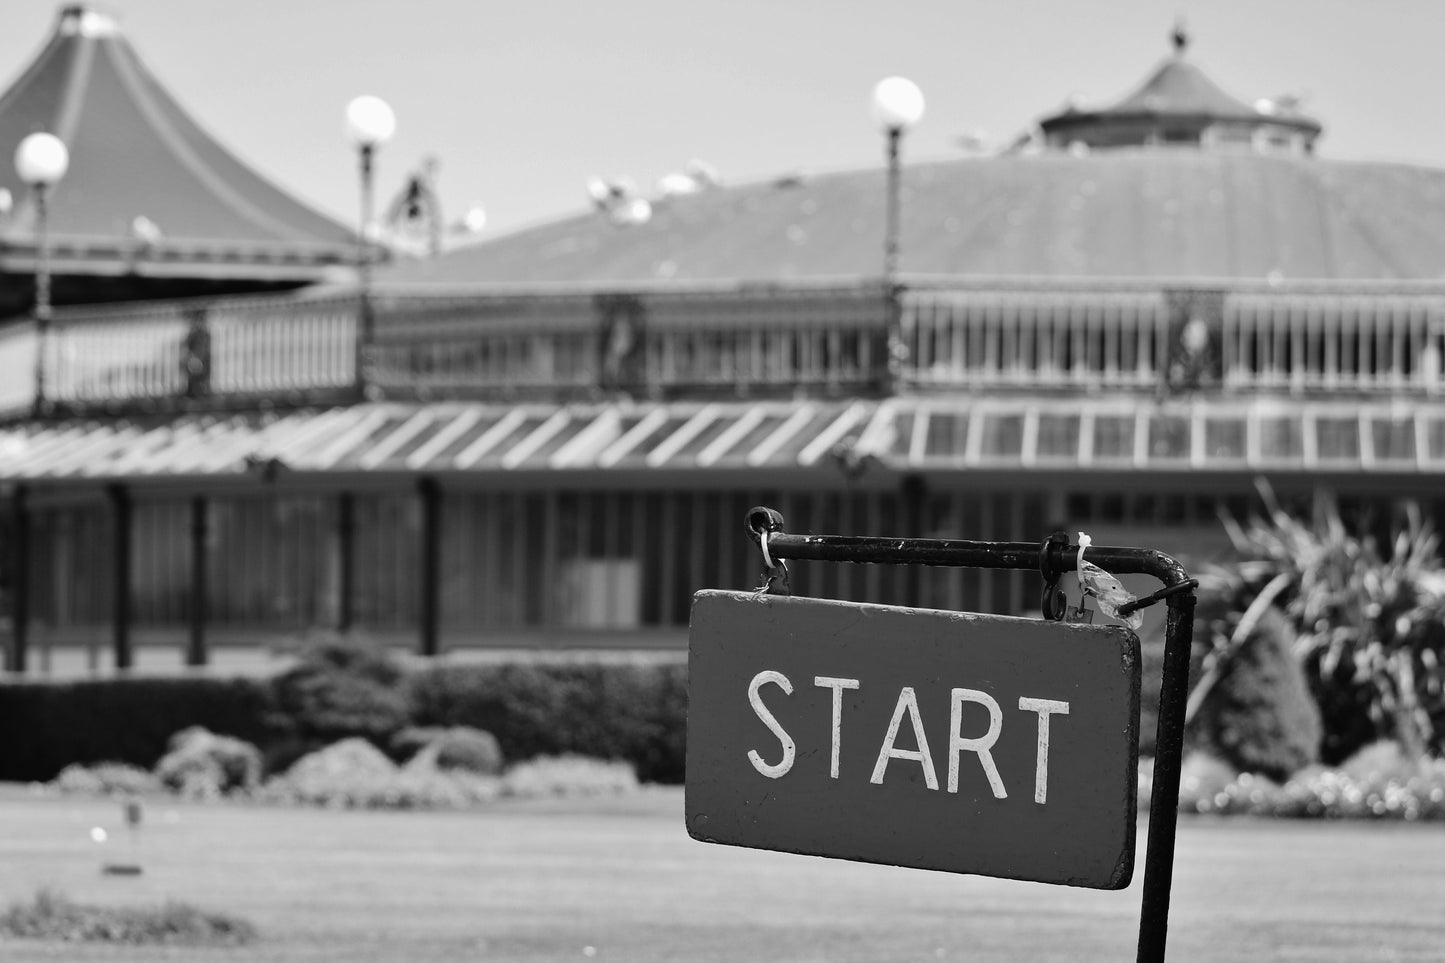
[685,590,1141,890]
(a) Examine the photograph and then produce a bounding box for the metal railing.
[11,282,1445,415]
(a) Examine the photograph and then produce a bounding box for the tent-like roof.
[1037,29,1322,150]
[0,5,355,297]
[378,151,1445,288]
[2,396,1440,484]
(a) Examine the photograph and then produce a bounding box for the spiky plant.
[1215,482,1445,761]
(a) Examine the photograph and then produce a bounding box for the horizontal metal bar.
[753,531,1192,589]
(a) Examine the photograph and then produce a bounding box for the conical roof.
[0,5,355,310]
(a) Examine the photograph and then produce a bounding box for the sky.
[5,0,1445,241]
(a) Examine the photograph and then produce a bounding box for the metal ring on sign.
[760,529,776,570]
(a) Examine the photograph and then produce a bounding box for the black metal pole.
[187,495,208,667]
[883,126,902,282]
[744,513,1195,963]
[32,183,51,414]
[417,477,441,657]
[883,125,906,391]
[9,485,30,673]
[356,143,376,400]
[337,492,356,633]
[1135,589,1195,963]
[108,484,133,671]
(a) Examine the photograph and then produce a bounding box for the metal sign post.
[686,507,1197,963]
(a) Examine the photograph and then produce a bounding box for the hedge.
[0,677,280,783]
[0,659,689,785]
[406,662,688,784]
[0,635,1309,786]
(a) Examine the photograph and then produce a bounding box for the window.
[1257,416,1305,465]
[1371,416,1416,464]
[1093,415,1135,462]
[1148,414,1191,461]
[1036,413,1081,461]
[978,413,1025,460]
[1315,417,1359,463]
[1204,416,1247,462]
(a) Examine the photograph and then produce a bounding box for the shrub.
[0,677,279,783]
[267,633,410,747]
[284,737,398,783]
[1219,485,1445,761]
[407,660,687,783]
[0,888,256,945]
[1189,603,1322,780]
[154,727,262,800]
[52,762,160,797]
[501,755,639,798]
[261,738,500,809]
[390,726,504,775]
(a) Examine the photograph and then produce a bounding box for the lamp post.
[345,95,396,398]
[871,77,925,389]
[14,132,70,412]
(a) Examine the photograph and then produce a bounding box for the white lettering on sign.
[870,687,939,790]
[1018,697,1070,804]
[741,669,1071,805]
[747,670,795,778]
[813,676,861,779]
[948,688,1007,798]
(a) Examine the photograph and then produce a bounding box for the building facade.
[3,19,1445,673]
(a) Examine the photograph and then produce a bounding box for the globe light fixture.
[15,131,70,187]
[345,95,395,397]
[871,76,926,134]
[345,94,397,148]
[15,131,71,411]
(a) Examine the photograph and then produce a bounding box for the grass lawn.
[0,786,1442,962]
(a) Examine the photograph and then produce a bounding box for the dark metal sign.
[686,590,1141,890]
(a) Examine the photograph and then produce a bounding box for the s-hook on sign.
[685,590,1141,890]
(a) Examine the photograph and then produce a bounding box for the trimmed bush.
[0,676,279,783]
[1189,605,1322,780]
[267,634,410,747]
[501,755,639,798]
[261,738,501,809]
[52,762,160,797]
[390,726,504,775]
[154,727,262,799]
[406,661,687,783]
[285,737,397,782]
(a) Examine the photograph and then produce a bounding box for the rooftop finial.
[1171,18,1189,55]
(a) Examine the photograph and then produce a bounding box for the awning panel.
[6,396,1445,483]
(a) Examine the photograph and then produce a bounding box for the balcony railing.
[900,288,1445,395]
[4,281,1444,417]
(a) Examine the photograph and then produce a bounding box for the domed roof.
[378,150,1445,288]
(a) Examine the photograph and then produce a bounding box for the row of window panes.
[917,410,1443,465]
